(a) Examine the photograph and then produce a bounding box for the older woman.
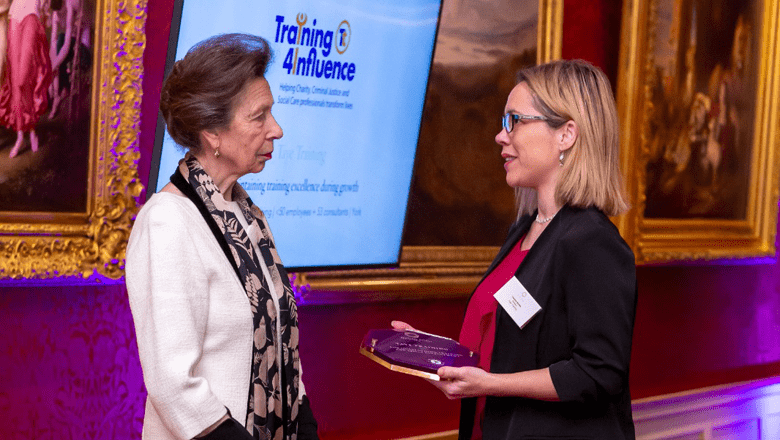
[126,34,318,440]
[394,60,637,439]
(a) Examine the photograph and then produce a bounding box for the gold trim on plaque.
[395,430,459,440]
[359,346,441,381]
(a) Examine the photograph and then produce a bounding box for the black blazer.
[459,205,637,440]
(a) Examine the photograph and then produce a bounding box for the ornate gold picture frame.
[0,0,145,279]
[296,0,563,302]
[615,0,780,263]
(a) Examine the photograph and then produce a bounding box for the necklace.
[534,211,557,224]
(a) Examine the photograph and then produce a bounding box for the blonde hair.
[513,59,628,219]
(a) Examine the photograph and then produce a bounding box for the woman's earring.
[214,148,220,158]
[559,152,564,166]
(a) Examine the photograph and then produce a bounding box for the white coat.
[127,192,256,440]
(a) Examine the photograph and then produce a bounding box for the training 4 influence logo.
[274,13,355,81]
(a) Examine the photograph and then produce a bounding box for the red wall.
[0,1,777,440]
[561,0,623,88]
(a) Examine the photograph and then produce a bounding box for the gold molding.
[0,0,145,279]
[615,0,780,264]
[538,0,564,63]
[296,246,498,304]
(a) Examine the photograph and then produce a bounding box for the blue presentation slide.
[155,0,441,268]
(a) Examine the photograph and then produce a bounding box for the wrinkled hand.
[427,366,491,400]
[390,320,416,331]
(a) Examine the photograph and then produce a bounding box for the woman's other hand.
[428,366,491,400]
[428,367,559,402]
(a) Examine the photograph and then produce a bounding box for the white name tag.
[493,277,541,329]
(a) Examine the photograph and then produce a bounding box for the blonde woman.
[395,60,637,439]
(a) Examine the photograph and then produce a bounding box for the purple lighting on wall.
[0,285,146,439]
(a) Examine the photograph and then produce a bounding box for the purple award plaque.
[360,329,479,380]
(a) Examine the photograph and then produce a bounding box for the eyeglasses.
[501,113,549,133]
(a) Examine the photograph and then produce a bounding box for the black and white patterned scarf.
[171,153,300,440]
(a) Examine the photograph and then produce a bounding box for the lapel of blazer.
[513,205,580,304]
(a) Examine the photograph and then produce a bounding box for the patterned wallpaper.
[0,271,779,440]
[0,284,145,440]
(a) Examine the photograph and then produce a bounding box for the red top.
[458,237,529,440]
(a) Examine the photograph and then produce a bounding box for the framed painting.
[295,0,563,303]
[615,0,780,263]
[0,0,145,279]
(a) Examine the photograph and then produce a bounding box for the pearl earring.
[559,152,564,166]
[214,148,220,158]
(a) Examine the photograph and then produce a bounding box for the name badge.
[493,277,541,329]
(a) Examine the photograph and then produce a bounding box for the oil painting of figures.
[0,0,93,213]
[643,0,758,219]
